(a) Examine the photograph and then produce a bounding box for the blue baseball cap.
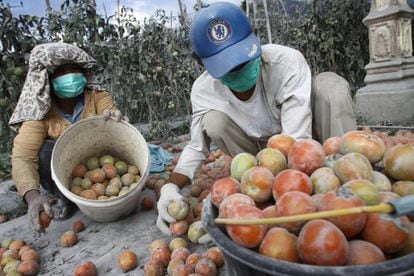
[190,2,262,79]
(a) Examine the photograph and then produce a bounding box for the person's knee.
[312,72,357,141]
[312,72,353,107]
[313,72,352,98]
[202,110,231,140]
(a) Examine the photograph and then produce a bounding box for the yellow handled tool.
[215,195,414,225]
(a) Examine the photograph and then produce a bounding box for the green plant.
[265,0,370,94]
[0,0,372,177]
[0,1,43,178]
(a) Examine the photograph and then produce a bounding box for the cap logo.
[207,19,231,44]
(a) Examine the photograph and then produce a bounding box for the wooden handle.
[215,203,394,225]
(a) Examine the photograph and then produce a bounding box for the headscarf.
[9,42,106,130]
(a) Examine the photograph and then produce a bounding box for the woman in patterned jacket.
[9,42,118,232]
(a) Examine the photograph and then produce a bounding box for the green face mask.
[52,73,87,99]
[220,57,261,93]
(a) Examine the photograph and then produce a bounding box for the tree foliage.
[0,0,370,177]
[257,0,370,92]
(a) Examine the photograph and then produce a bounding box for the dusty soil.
[0,188,218,275]
[0,135,226,275]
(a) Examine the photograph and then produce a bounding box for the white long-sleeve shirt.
[174,44,312,180]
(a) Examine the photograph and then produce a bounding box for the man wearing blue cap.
[156,1,356,235]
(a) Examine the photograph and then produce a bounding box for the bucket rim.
[51,115,151,208]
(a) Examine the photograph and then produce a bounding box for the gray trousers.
[311,72,357,143]
[201,72,357,157]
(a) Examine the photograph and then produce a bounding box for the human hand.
[168,172,191,189]
[25,190,54,233]
[102,109,129,122]
[156,183,187,235]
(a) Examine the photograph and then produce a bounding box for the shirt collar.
[60,95,84,123]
